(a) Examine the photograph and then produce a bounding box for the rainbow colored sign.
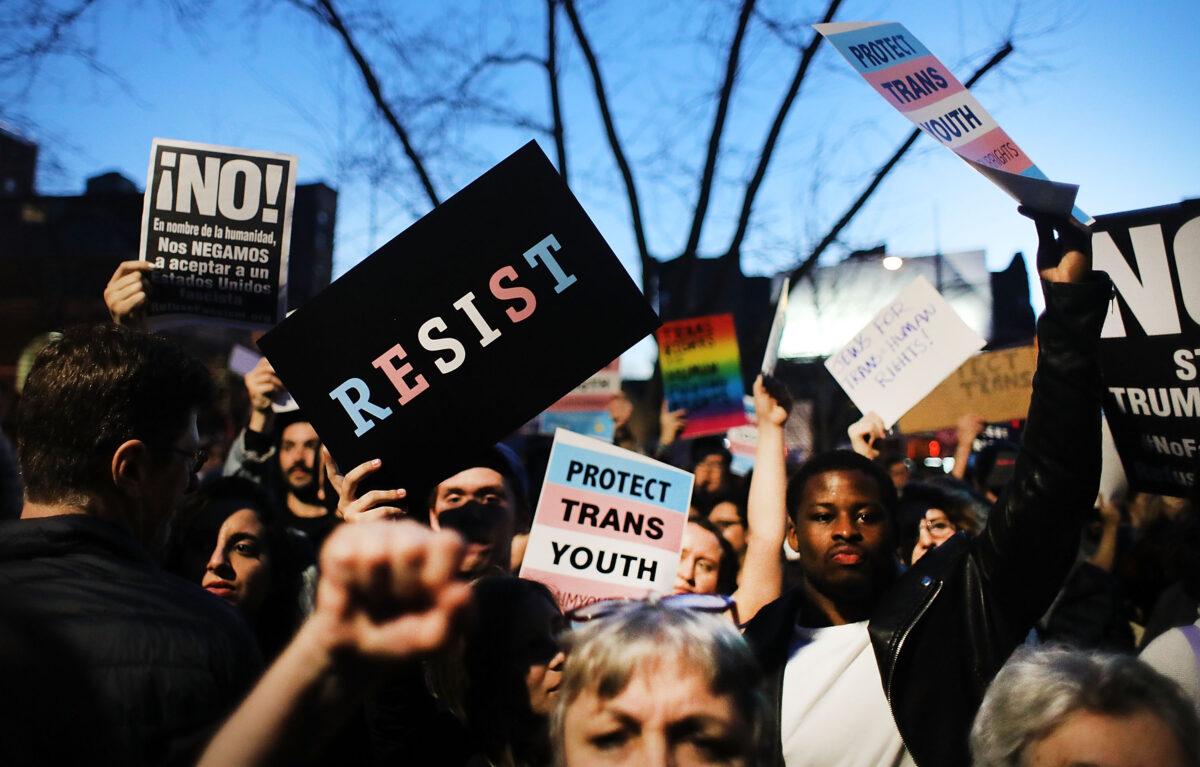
[520,429,693,611]
[658,313,748,438]
[815,21,1090,225]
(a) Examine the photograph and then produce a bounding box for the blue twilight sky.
[6,0,1199,376]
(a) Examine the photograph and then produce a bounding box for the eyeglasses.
[566,593,740,627]
[164,446,209,474]
[919,519,957,541]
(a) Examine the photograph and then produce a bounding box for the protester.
[742,207,1110,766]
[676,517,740,597]
[427,576,566,767]
[168,476,312,660]
[552,600,769,766]
[971,646,1200,767]
[703,491,749,561]
[0,324,261,766]
[896,481,981,565]
[333,446,526,579]
[197,521,471,767]
[225,359,340,548]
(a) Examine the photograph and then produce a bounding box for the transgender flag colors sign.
[815,21,1090,225]
[658,313,749,438]
[520,429,693,611]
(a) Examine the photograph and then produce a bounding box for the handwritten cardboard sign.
[1095,199,1200,497]
[658,313,749,438]
[898,345,1036,433]
[814,21,1090,226]
[520,429,692,611]
[139,138,297,326]
[825,275,985,428]
[258,142,659,491]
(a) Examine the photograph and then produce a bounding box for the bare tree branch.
[726,0,841,257]
[786,41,1014,285]
[682,0,755,260]
[296,0,441,207]
[561,0,651,279]
[545,0,567,183]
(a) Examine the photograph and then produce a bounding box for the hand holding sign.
[1018,206,1092,284]
[327,454,408,523]
[104,260,154,328]
[847,411,887,460]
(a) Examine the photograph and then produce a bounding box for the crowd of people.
[0,206,1197,766]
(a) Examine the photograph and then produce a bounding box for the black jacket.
[743,277,1112,767]
[0,515,262,767]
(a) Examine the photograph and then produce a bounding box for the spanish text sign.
[814,21,1089,225]
[257,142,659,491]
[898,345,1037,433]
[520,429,693,611]
[825,276,986,428]
[1095,199,1200,497]
[138,138,297,326]
[658,313,749,438]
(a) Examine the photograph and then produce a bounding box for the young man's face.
[278,422,319,495]
[787,469,893,604]
[429,467,517,577]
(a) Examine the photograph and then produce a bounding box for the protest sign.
[727,398,813,475]
[541,359,620,441]
[520,429,692,610]
[258,142,659,491]
[825,275,986,428]
[761,278,790,374]
[139,139,296,326]
[658,313,748,438]
[898,344,1036,433]
[814,21,1090,226]
[1094,199,1199,497]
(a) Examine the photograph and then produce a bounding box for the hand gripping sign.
[258,142,660,493]
[815,21,1091,226]
[139,139,297,327]
[520,429,693,611]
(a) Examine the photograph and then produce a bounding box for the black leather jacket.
[743,277,1112,767]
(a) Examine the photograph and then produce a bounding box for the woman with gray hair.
[552,599,769,766]
[970,645,1200,767]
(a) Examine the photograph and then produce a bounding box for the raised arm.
[732,375,789,625]
[975,207,1110,624]
[198,521,470,767]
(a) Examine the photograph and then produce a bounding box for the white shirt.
[1140,616,1200,720]
[780,620,915,767]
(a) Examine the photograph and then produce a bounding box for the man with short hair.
[744,210,1112,766]
[0,324,260,767]
[225,358,337,547]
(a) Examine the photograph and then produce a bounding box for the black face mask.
[437,501,507,544]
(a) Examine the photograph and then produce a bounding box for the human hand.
[244,357,283,433]
[104,260,153,327]
[955,414,986,446]
[608,392,634,430]
[753,374,790,428]
[848,412,886,459]
[1018,206,1092,284]
[327,452,407,523]
[1096,496,1121,528]
[659,401,687,446]
[312,521,471,662]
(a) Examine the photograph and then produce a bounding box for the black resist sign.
[258,142,659,492]
[138,139,297,326]
[1095,199,1200,498]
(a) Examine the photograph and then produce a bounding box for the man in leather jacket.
[743,209,1111,766]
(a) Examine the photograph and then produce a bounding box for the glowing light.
[882,255,903,271]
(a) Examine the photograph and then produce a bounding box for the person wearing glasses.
[0,324,261,766]
[742,208,1111,766]
[896,482,981,566]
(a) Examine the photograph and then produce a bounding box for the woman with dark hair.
[428,576,566,767]
[168,476,311,660]
[675,517,740,597]
[896,481,982,565]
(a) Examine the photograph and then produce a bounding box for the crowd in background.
[0,207,1197,766]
